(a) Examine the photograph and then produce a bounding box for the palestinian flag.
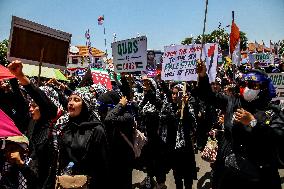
[91,68,112,90]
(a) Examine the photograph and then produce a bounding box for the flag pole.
[38,48,44,86]
[103,15,107,59]
[230,11,234,60]
[197,0,209,86]
[200,0,209,60]
[231,11,236,82]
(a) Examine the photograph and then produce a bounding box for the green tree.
[181,37,194,45]
[240,31,248,51]
[0,39,9,66]
[181,25,248,56]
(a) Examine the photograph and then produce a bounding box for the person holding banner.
[197,60,284,189]
[167,84,197,189]
[138,77,168,189]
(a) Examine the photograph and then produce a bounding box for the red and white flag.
[98,16,104,25]
[230,21,241,65]
[91,68,112,90]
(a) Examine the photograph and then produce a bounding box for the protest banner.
[111,36,147,72]
[249,53,274,67]
[7,16,72,70]
[161,43,218,82]
[268,73,284,100]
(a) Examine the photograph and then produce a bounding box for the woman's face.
[147,51,155,61]
[68,95,83,117]
[172,88,179,103]
[29,102,41,120]
[224,86,233,96]
[4,143,24,164]
[143,79,151,92]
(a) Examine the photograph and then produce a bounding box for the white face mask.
[243,87,260,102]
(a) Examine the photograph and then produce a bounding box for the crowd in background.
[0,58,284,189]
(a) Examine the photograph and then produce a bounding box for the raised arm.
[8,60,57,120]
[196,60,228,110]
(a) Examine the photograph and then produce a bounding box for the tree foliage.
[181,24,248,56]
[0,39,9,66]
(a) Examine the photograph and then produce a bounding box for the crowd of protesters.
[0,58,284,189]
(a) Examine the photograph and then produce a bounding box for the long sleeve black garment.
[104,103,135,162]
[0,153,38,189]
[23,83,57,120]
[119,77,132,99]
[167,102,198,182]
[0,79,30,133]
[158,80,172,103]
[57,117,109,189]
[9,78,30,133]
[19,161,39,189]
[104,103,135,189]
[198,75,284,189]
[22,83,58,189]
[105,103,135,138]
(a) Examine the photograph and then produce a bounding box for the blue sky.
[0,0,283,55]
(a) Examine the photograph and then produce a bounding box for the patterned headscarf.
[53,88,101,140]
[71,87,101,121]
[39,86,62,109]
[173,83,184,91]
[90,84,107,97]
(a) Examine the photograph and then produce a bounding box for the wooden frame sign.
[7,16,72,70]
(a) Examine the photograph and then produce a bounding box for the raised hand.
[7,60,30,85]
[7,60,24,78]
[196,60,207,78]
[119,96,128,107]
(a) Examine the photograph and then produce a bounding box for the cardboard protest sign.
[268,73,284,100]
[7,16,72,70]
[249,53,274,67]
[111,36,147,72]
[161,43,218,82]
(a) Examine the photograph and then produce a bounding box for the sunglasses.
[239,81,262,90]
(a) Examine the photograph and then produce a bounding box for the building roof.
[74,45,105,57]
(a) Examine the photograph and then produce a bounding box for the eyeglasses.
[239,81,262,90]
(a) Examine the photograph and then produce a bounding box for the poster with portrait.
[144,50,163,77]
[146,50,157,71]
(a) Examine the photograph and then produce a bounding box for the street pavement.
[132,152,284,189]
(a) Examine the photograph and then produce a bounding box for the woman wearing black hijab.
[55,88,109,189]
[97,91,136,189]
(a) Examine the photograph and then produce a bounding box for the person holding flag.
[230,20,240,66]
[197,57,284,189]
